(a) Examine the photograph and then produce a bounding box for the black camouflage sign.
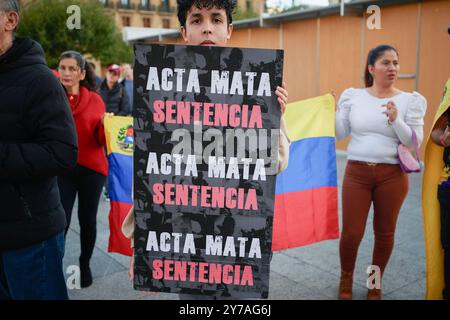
[133,44,283,299]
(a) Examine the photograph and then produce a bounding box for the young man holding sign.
[122,0,290,299]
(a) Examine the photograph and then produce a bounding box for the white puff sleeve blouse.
[335,88,427,164]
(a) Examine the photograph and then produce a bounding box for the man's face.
[106,70,120,84]
[0,11,9,54]
[180,6,233,47]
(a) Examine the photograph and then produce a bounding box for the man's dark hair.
[177,0,236,28]
[0,0,20,15]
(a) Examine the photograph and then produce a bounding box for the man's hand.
[276,82,288,115]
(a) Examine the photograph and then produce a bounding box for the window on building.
[121,0,130,6]
[161,0,170,12]
[143,18,151,28]
[246,0,252,11]
[162,19,170,29]
[122,16,131,27]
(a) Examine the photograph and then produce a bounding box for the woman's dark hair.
[177,0,236,28]
[58,50,97,91]
[364,45,399,87]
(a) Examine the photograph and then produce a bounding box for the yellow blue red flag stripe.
[273,94,339,251]
[104,116,133,256]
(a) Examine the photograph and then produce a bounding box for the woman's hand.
[331,91,338,112]
[384,101,398,123]
[101,112,114,124]
[275,82,288,115]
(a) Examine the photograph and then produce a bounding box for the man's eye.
[214,18,222,23]
[192,19,200,24]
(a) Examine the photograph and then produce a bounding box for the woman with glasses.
[57,51,112,288]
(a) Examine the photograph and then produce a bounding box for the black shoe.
[80,265,93,288]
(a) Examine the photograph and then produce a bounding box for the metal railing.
[138,2,157,11]
[158,4,176,13]
[100,0,115,9]
[117,1,136,10]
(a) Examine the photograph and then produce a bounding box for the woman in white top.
[335,45,427,300]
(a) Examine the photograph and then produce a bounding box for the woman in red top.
[57,51,111,288]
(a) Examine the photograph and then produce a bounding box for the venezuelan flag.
[104,116,133,256]
[273,94,339,251]
[422,78,450,299]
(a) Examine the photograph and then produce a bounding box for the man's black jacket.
[99,80,129,116]
[0,37,78,250]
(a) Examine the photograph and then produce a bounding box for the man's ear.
[5,11,19,32]
[227,24,233,40]
[180,26,188,43]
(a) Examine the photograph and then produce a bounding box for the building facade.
[100,0,262,30]
[19,0,262,31]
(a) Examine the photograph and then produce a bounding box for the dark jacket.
[99,80,129,116]
[0,37,78,250]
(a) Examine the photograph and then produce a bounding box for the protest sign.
[133,44,283,299]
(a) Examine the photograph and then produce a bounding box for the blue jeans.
[0,231,68,300]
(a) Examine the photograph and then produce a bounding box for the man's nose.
[202,21,212,34]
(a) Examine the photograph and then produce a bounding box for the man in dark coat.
[0,0,78,300]
[99,64,130,116]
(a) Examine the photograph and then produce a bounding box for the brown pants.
[340,161,409,276]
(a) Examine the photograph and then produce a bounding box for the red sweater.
[68,86,108,176]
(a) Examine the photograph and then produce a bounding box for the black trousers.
[58,165,106,266]
[438,185,450,300]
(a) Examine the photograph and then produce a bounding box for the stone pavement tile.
[268,272,330,300]
[393,214,424,245]
[295,270,368,300]
[68,287,92,300]
[88,225,132,267]
[395,230,425,260]
[270,252,326,283]
[67,201,131,269]
[63,229,127,281]
[280,240,341,275]
[68,270,179,300]
[383,279,425,300]
[398,202,423,224]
